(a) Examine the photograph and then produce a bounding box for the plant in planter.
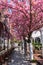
[32,41,42,54]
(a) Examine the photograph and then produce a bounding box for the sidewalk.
[4,50,31,65]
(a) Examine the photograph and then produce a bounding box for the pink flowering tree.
[0,0,43,60]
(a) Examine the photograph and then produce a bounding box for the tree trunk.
[7,39,9,50]
[29,39,33,60]
[22,39,24,54]
[9,39,11,49]
[23,37,27,55]
[4,39,5,50]
[28,34,33,60]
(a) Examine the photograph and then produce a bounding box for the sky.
[8,0,10,2]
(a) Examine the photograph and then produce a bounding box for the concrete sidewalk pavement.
[4,50,31,65]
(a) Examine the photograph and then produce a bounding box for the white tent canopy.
[31,31,41,38]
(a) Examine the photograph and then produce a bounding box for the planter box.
[31,63,37,65]
[34,54,43,65]
[30,59,37,65]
